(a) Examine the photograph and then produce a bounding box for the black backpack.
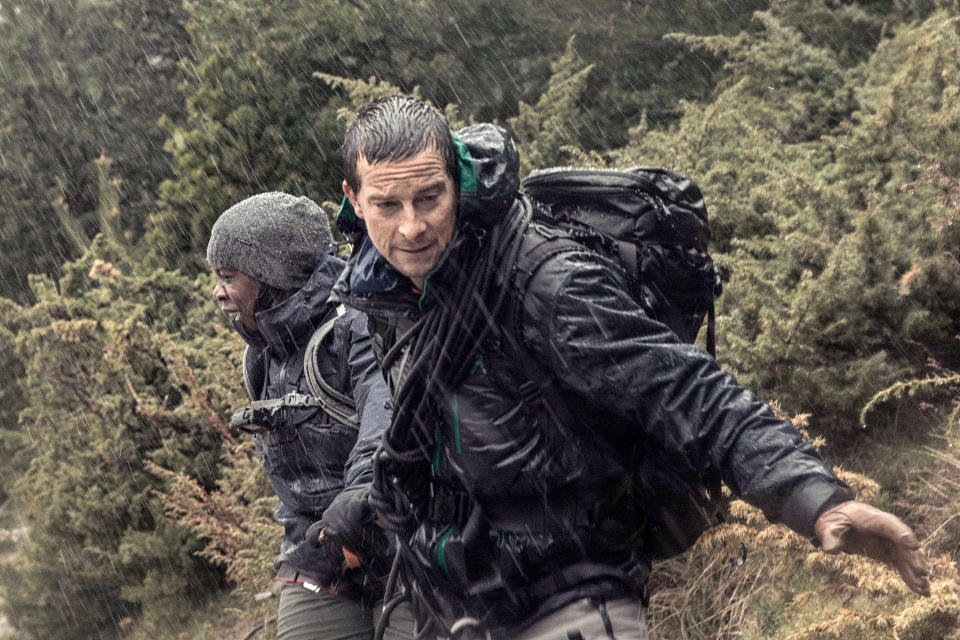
[521,166,722,354]
[516,166,726,560]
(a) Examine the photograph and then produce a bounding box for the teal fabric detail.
[417,273,431,314]
[450,393,462,454]
[436,526,455,581]
[452,133,478,194]
[432,423,441,475]
[469,356,486,376]
[337,194,357,222]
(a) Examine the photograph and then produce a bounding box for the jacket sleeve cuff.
[779,479,854,541]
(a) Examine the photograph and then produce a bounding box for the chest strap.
[229,392,328,434]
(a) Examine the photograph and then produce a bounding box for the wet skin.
[343,148,456,289]
[211,266,261,332]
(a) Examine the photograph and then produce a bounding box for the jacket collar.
[238,253,346,358]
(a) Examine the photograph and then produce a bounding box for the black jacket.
[332,125,853,635]
[236,254,391,592]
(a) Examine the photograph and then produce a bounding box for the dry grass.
[647,406,960,640]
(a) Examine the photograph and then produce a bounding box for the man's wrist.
[780,480,854,542]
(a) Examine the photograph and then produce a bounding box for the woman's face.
[211,266,261,332]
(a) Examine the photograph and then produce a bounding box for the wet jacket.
[235,254,391,593]
[331,125,853,635]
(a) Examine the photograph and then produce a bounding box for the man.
[208,192,413,639]
[330,96,930,639]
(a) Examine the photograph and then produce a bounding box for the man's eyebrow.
[416,180,447,195]
[367,180,447,203]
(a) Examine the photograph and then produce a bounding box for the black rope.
[369,202,531,633]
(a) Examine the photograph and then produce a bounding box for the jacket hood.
[332,123,520,307]
[239,252,346,357]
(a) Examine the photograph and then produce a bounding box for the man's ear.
[342,180,363,219]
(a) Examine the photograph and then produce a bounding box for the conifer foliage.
[0,233,261,637]
[3,2,960,639]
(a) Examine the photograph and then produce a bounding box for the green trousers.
[276,581,416,640]
[513,597,648,640]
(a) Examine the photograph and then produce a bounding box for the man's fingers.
[815,501,931,596]
[852,532,931,595]
[896,547,931,596]
[342,546,361,570]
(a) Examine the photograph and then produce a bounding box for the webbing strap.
[249,392,326,411]
[616,239,638,276]
[229,391,327,434]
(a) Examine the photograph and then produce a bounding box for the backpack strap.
[230,392,331,434]
[241,336,307,401]
[303,304,360,429]
[505,225,629,466]
[508,223,592,352]
[511,224,587,296]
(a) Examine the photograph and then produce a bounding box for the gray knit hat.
[206,192,334,291]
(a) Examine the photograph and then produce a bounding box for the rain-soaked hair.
[342,95,458,193]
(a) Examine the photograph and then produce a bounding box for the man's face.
[211,266,261,332]
[343,148,456,289]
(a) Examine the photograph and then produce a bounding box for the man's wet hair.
[342,95,457,193]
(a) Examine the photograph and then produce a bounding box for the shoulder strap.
[507,223,590,355]
[506,227,613,446]
[303,304,360,429]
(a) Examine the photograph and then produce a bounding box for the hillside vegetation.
[1,1,959,638]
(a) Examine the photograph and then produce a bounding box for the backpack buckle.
[229,408,266,435]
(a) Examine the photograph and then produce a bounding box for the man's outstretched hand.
[814,500,930,596]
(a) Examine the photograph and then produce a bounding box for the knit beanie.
[206,192,334,291]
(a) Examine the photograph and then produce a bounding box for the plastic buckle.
[231,408,266,435]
